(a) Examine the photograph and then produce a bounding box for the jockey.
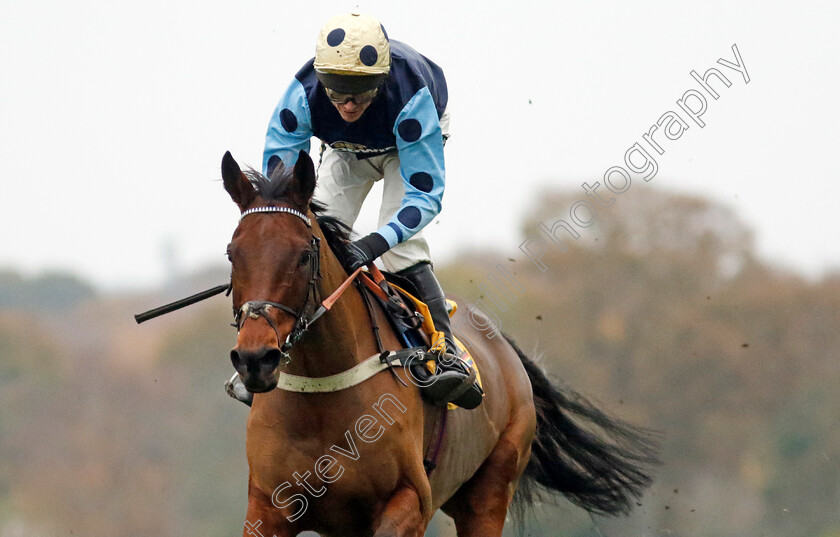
[235,12,483,410]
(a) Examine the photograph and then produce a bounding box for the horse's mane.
[242,165,354,267]
[311,201,354,268]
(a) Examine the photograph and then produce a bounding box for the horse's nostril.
[260,348,282,373]
[230,349,243,371]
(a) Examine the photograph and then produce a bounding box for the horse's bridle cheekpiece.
[233,205,321,363]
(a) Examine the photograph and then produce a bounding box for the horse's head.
[222,150,319,393]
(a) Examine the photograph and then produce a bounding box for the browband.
[240,206,311,227]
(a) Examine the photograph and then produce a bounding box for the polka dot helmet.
[314,12,391,94]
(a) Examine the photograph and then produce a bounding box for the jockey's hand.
[346,232,390,272]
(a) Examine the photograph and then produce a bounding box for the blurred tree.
[0,314,60,521]
[439,187,840,537]
[0,269,95,311]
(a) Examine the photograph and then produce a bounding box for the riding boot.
[399,262,484,410]
[224,373,253,407]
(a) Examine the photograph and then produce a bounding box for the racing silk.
[263,40,449,249]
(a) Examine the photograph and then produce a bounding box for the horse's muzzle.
[230,346,282,392]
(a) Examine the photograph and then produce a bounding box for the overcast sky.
[1,0,838,289]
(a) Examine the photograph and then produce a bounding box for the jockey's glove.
[346,232,390,272]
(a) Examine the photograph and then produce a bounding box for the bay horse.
[221,150,658,537]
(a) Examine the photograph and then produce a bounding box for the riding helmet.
[314,12,391,94]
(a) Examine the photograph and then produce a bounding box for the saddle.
[356,266,483,409]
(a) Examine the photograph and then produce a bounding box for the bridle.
[134,204,368,360]
[230,205,323,363]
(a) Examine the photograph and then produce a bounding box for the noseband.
[232,206,322,363]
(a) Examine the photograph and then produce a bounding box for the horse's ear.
[291,150,316,205]
[222,151,256,209]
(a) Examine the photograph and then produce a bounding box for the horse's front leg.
[372,485,429,537]
[242,478,295,537]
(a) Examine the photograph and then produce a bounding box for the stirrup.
[225,373,253,407]
[412,353,484,410]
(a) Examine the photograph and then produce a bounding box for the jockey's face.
[325,86,378,123]
[332,98,373,123]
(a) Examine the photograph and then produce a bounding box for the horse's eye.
[225,244,233,262]
[299,251,311,266]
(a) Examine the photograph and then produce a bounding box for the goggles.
[324,86,379,105]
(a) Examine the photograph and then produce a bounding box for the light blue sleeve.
[377,87,446,248]
[263,79,313,176]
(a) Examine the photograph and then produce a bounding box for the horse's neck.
[290,227,381,377]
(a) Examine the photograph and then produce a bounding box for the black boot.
[400,262,484,410]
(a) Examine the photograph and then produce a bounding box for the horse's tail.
[504,335,661,519]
